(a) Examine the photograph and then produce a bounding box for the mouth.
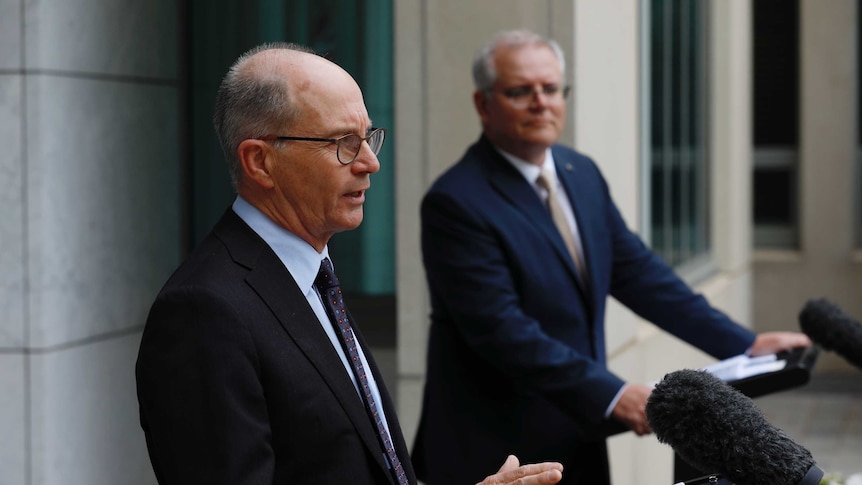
[525,118,553,126]
[344,189,366,201]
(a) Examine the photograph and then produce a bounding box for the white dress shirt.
[495,148,624,418]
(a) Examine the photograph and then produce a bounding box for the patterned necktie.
[537,168,587,283]
[315,258,409,485]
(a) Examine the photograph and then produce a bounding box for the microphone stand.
[678,464,822,485]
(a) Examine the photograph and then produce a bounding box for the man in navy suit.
[136,42,563,485]
[411,29,811,485]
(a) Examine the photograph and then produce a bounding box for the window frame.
[641,0,713,272]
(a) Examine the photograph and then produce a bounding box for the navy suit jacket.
[411,136,755,484]
[136,208,415,484]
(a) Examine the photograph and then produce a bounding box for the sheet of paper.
[700,353,787,381]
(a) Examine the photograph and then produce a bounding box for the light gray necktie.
[537,168,587,282]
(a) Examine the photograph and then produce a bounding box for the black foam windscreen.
[646,369,819,485]
[799,298,862,371]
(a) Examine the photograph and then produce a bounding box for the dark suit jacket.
[411,136,756,484]
[136,208,415,484]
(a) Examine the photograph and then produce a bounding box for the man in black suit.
[135,43,564,484]
[411,29,811,485]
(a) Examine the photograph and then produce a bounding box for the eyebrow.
[328,120,375,137]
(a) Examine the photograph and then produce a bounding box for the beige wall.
[754,0,861,374]
[395,1,761,484]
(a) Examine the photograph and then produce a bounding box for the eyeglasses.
[258,127,386,165]
[489,84,570,109]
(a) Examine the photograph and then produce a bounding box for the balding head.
[212,43,377,250]
[213,43,357,189]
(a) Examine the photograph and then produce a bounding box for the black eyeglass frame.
[257,127,386,165]
[485,84,571,108]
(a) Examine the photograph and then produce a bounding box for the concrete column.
[1,1,180,483]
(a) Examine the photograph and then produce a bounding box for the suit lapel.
[552,150,598,317]
[213,210,393,480]
[480,141,590,302]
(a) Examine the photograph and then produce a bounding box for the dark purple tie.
[315,258,409,485]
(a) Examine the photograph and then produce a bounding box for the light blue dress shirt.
[232,196,394,437]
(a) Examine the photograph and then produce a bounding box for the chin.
[338,214,364,232]
[528,130,561,143]
[514,129,557,145]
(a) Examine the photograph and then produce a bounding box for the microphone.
[799,298,862,371]
[646,369,824,485]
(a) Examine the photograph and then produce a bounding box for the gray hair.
[472,29,566,92]
[213,42,316,189]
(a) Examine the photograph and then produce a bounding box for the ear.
[473,90,491,124]
[237,139,276,189]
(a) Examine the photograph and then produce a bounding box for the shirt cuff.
[604,383,627,418]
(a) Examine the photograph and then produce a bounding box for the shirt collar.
[232,196,329,292]
[495,146,558,185]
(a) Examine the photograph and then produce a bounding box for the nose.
[529,88,552,107]
[351,141,381,174]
